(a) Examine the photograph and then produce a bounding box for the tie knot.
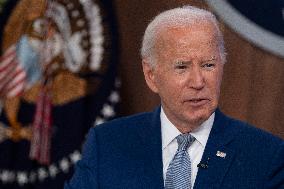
[176,133,195,151]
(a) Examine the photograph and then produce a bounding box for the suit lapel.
[136,107,164,189]
[134,108,238,189]
[194,109,237,189]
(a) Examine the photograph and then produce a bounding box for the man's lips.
[184,98,210,106]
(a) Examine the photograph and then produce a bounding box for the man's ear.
[142,60,159,93]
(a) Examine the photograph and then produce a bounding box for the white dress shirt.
[161,107,214,188]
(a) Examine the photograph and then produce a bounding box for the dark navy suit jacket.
[65,108,284,188]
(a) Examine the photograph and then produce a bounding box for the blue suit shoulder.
[224,113,283,146]
[201,110,284,188]
[89,110,159,147]
[97,111,153,127]
[94,111,153,133]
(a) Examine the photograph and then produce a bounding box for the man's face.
[143,22,224,132]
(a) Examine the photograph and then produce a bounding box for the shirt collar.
[161,107,215,149]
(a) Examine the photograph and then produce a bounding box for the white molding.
[205,0,284,58]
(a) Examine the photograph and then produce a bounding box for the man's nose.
[187,67,205,90]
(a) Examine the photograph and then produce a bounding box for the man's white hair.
[141,6,226,66]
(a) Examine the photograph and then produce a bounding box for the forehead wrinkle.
[154,22,221,64]
[160,22,218,45]
[157,39,219,62]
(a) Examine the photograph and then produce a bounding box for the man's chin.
[186,111,212,126]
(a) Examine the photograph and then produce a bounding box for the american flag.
[0,45,26,98]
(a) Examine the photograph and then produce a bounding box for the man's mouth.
[186,98,209,106]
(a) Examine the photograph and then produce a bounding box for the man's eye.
[175,65,187,69]
[202,63,215,69]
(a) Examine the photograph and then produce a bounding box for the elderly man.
[65,6,284,189]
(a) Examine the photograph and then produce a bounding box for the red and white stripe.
[0,45,26,98]
[30,87,52,165]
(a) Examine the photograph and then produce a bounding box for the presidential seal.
[206,0,284,58]
[0,0,119,187]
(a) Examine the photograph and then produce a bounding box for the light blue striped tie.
[165,133,195,189]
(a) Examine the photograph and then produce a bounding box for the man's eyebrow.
[202,56,217,62]
[173,60,190,65]
[174,56,217,64]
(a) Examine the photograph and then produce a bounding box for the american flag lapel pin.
[216,151,226,158]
